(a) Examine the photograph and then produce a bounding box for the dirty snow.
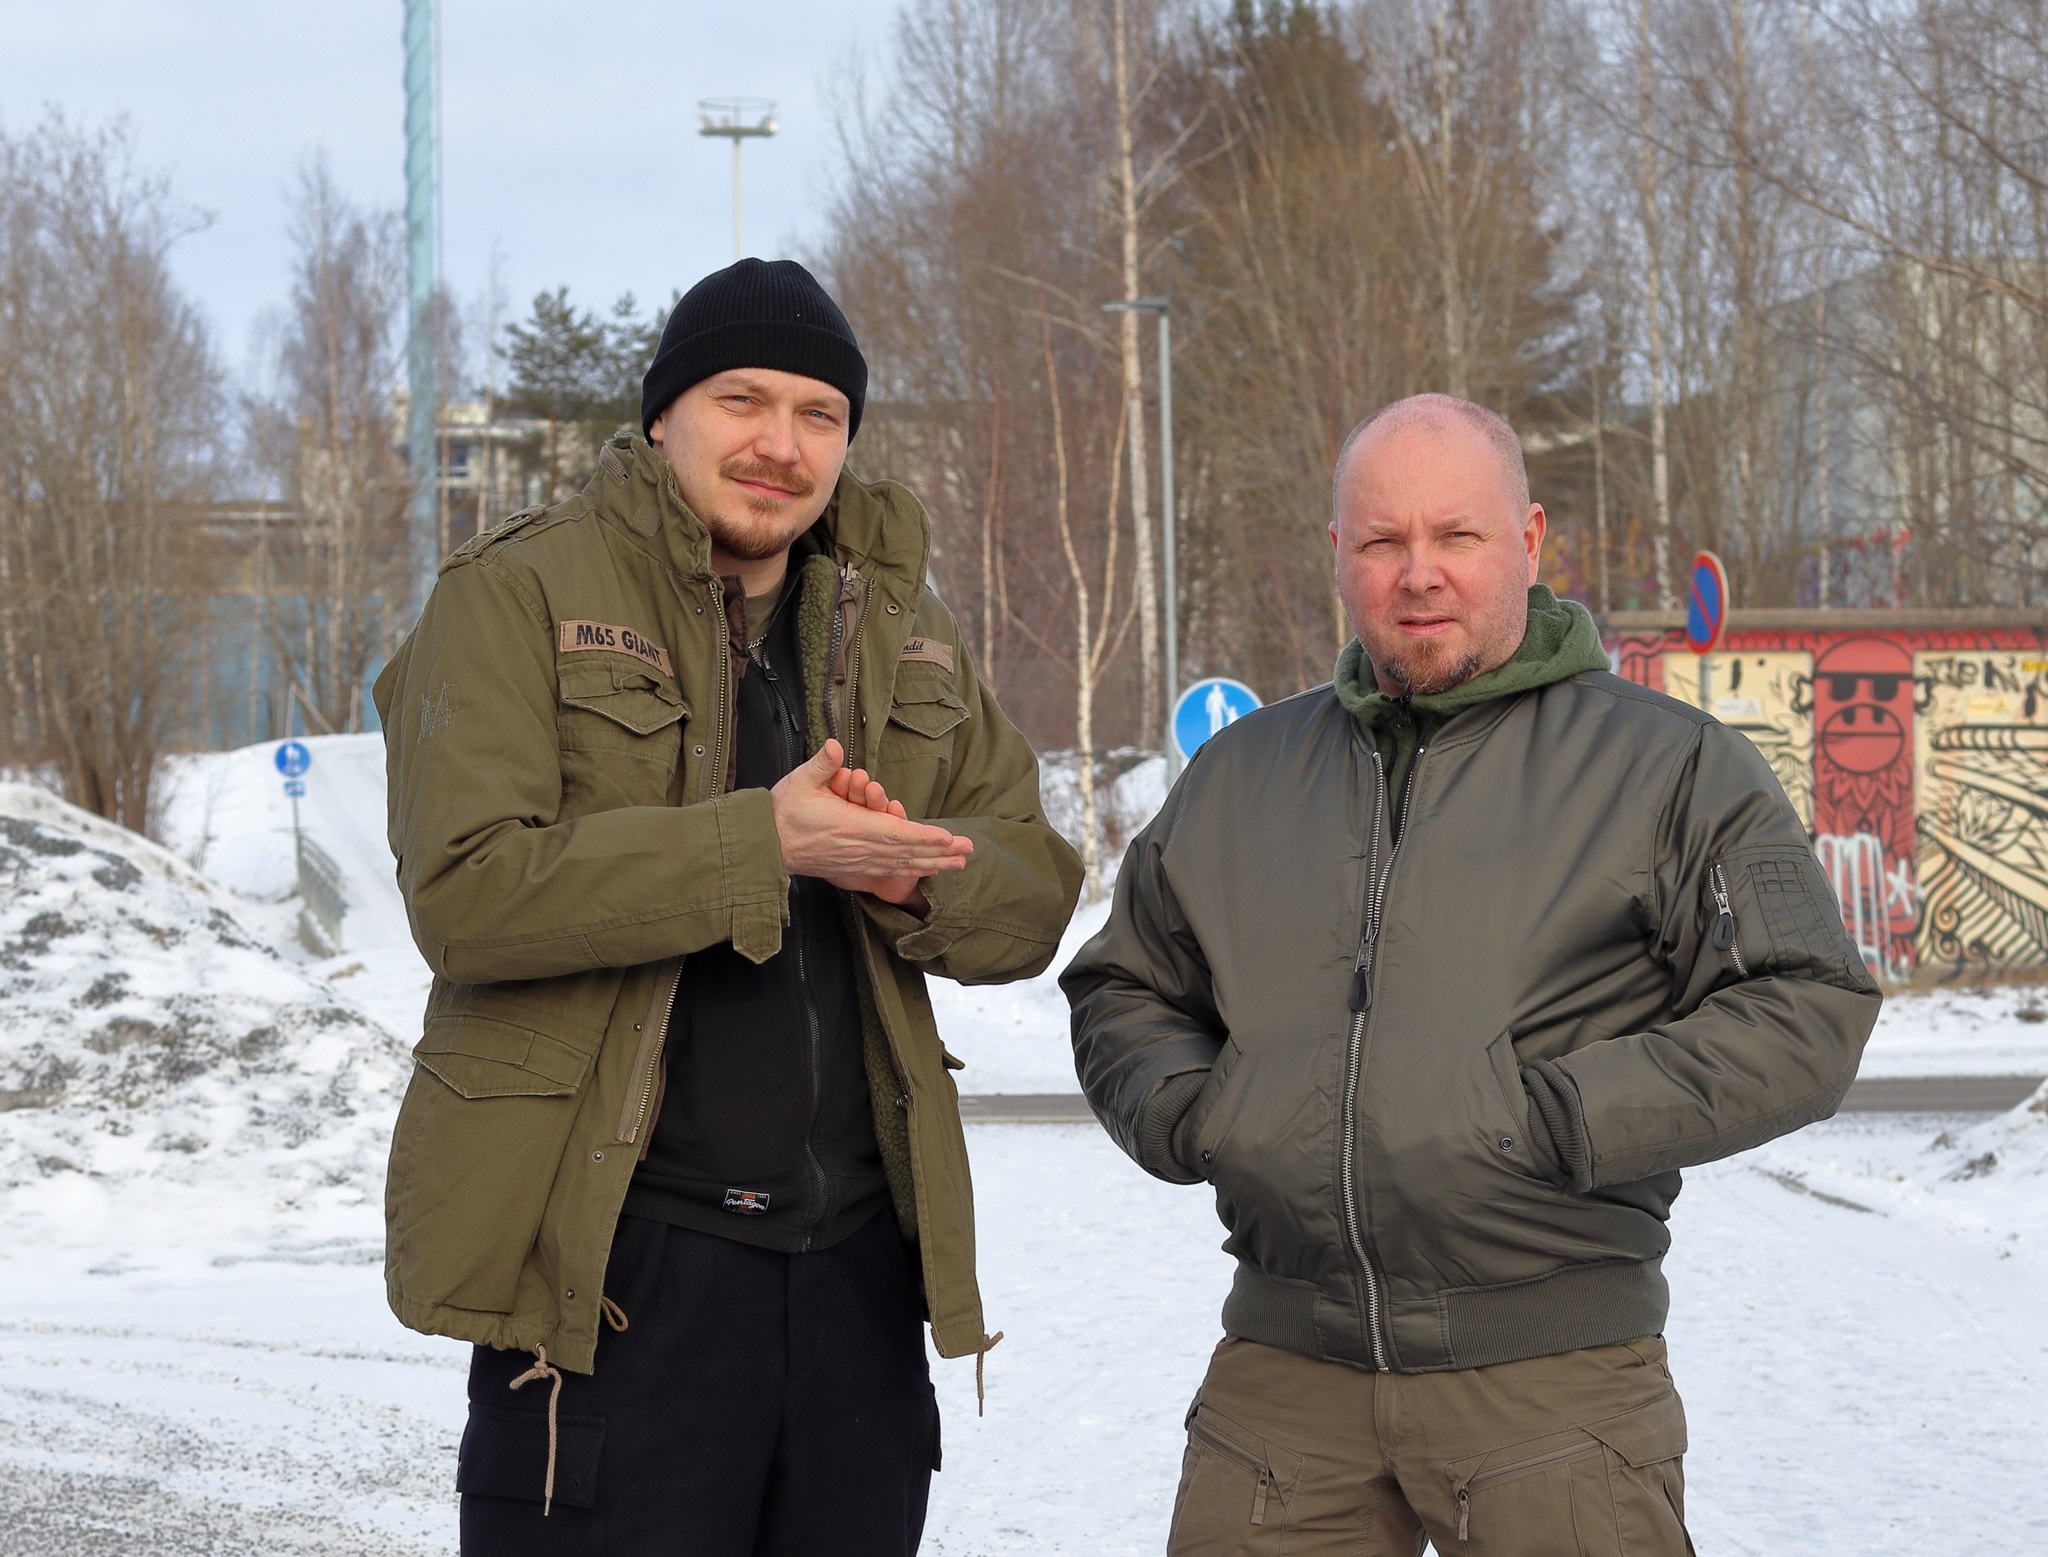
[2,739,2046,1552]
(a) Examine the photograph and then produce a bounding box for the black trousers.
[458,1211,939,1556]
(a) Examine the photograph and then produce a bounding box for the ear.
[649,408,667,446]
[1522,503,1547,584]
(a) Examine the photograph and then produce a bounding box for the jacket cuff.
[1523,1060,1593,1193]
[860,862,964,963]
[715,788,790,964]
[1135,1070,1210,1185]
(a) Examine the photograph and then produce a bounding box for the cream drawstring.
[600,1295,630,1332]
[509,1344,564,1516]
[975,1331,1004,1418]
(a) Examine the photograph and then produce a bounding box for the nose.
[1398,544,1445,596]
[753,410,800,467]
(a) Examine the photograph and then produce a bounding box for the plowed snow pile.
[0,782,406,1196]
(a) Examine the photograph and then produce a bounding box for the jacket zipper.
[702,580,736,803]
[825,566,867,760]
[762,635,835,1249]
[1711,862,1746,975]
[1453,1439,1602,1542]
[1340,743,1424,1373]
[1187,1415,1273,1526]
[618,958,683,1147]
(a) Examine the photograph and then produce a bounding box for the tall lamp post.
[698,98,777,261]
[1102,296,1179,772]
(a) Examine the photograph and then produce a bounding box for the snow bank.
[0,782,407,1198]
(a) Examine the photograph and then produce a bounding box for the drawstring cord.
[975,1331,1004,1417]
[600,1296,629,1332]
[509,1344,564,1516]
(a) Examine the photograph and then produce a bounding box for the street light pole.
[1103,296,1179,773]
[698,98,777,261]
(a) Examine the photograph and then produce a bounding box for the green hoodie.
[1334,585,1609,831]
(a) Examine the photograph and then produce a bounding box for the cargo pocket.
[458,1402,605,1510]
[389,1010,602,1316]
[1167,1401,1300,1553]
[1446,1390,1689,1557]
[556,658,686,812]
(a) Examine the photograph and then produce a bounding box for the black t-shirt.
[624,570,889,1252]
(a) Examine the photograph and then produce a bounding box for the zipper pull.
[1710,863,1736,949]
[1250,1467,1269,1526]
[1457,1485,1471,1543]
[1348,962,1372,1013]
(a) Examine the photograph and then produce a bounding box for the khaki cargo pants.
[1167,1336,1694,1556]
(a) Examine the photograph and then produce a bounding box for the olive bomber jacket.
[373,432,1082,1373]
[1064,667,1881,1374]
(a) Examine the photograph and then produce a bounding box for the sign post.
[275,740,312,849]
[1686,550,1730,707]
[1171,677,1261,767]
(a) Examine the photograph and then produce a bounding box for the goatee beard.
[1379,644,1480,697]
[703,457,818,560]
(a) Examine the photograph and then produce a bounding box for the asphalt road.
[957,1074,2046,1123]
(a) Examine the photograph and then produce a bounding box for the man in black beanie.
[373,258,1082,1554]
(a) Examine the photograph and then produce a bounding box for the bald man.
[1066,395,1878,1555]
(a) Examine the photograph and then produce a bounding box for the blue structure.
[403,0,439,619]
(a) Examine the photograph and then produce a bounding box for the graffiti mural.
[1604,614,2048,982]
[1914,651,2048,977]
[1660,650,1815,827]
[1811,636,1921,978]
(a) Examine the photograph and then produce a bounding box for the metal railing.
[297,832,347,955]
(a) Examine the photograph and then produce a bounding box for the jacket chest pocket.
[556,659,687,812]
[874,664,969,816]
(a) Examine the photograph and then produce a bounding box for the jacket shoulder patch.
[900,637,956,672]
[557,620,674,678]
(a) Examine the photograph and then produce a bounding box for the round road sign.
[275,740,312,779]
[1685,551,1729,655]
[1172,677,1262,763]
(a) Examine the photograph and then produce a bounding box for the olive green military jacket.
[372,433,1081,1374]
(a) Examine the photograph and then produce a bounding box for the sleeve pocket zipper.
[1452,1439,1603,1544]
[1710,862,1747,976]
[1187,1413,1273,1526]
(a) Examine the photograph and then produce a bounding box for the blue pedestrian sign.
[1172,678,1261,763]
[274,740,312,779]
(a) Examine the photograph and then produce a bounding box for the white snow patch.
[1860,980,2048,1078]
[0,783,406,1201]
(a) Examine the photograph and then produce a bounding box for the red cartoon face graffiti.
[1815,637,1914,777]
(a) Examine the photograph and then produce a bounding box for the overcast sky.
[0,1,897,389]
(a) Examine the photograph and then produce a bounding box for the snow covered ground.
[2,737,2046,1552]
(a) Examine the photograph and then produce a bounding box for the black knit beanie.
[639,258,868,440]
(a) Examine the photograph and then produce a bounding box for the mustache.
[721,456,815,500]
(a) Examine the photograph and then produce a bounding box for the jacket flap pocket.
[558,660,687,735]
[888,690,969,740]
[1584,1391,1687,1467]
[416,1016,593,1098]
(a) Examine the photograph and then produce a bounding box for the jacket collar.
[604,430,930,593]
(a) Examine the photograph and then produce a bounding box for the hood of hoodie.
[1333,585,1608,732]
